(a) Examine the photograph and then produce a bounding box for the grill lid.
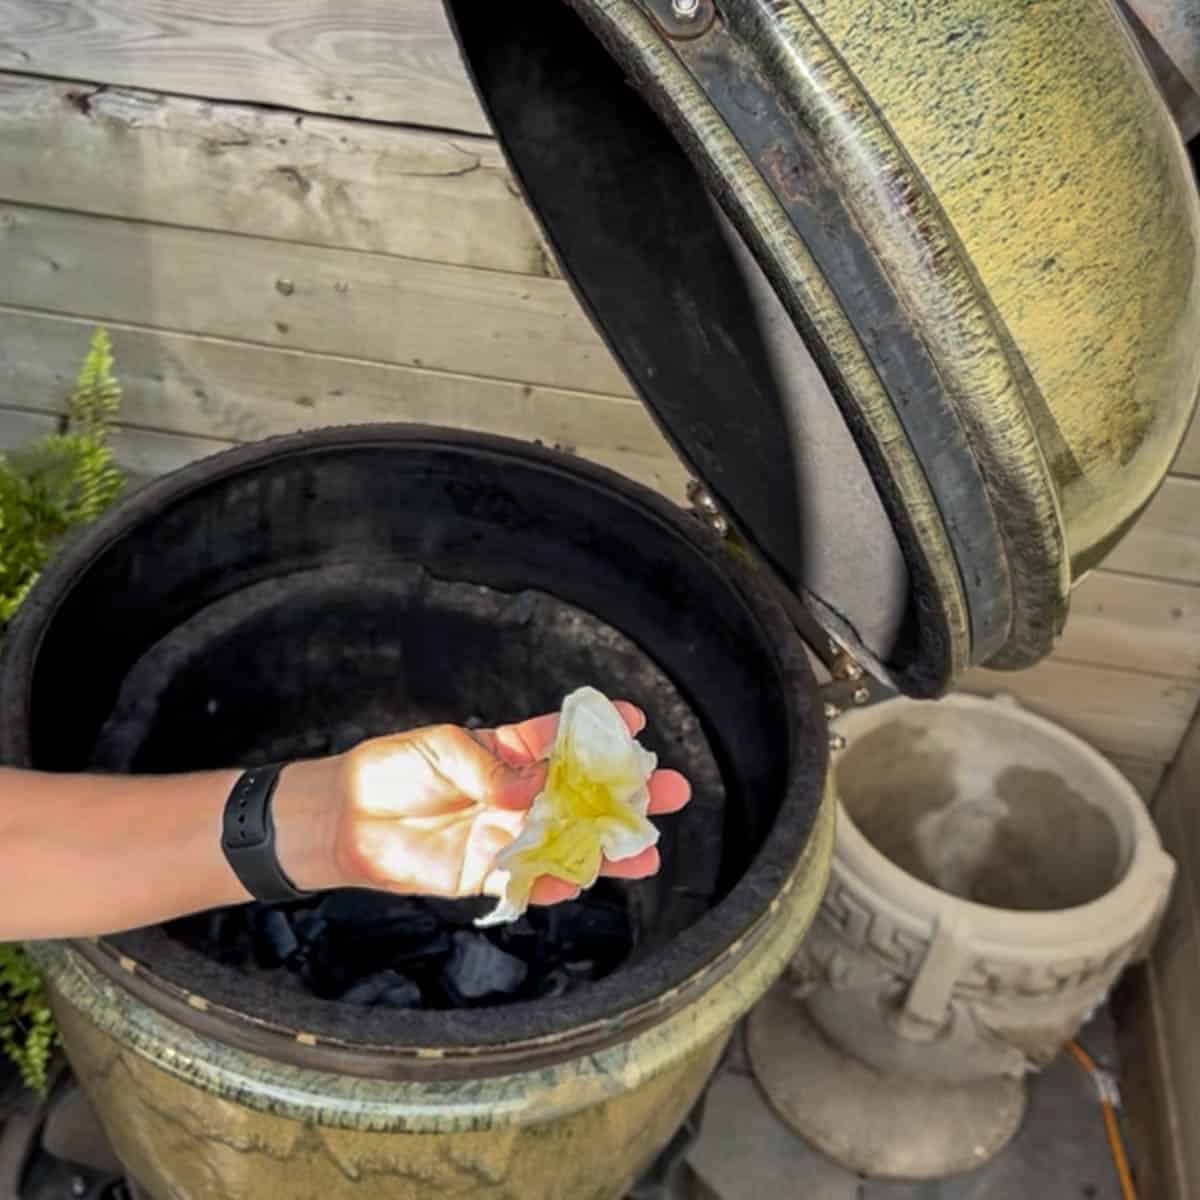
[446,0,1200,697]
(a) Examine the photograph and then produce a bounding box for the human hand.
[273,705,690,906]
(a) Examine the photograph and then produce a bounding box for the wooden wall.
[1,1,1198,798]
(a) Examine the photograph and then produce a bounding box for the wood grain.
[0,0,485,133]
[0,306,675,470]
[0,390,687,506]
[1107,756,1165,802]
[962,658,1197,763]
[1171,408,1200,478]
[0,403,232,481]
[1057,570,1200,682]
[0,203,631,397]
[10,304,1198,673]
[0,74,549,277]
[1141,701,1200,1198]
[1102,476,1200,585]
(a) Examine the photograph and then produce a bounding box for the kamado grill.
[1,2,1197,1198]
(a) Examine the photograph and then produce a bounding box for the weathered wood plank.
[11,309,1200,676]
[0,0,485,133]
[0,75,550,277]
[1102,477,1200,585]
[107,425,239,479]
[0,307,672,463]
[1141,699,1200,1198]
[961,658,1196,763]
[1056,570,1200,682]
[1115,961,1187,1200]
[1171,408,1200,478]
[0,203,631,397]
[1107,755,1166,803]
[0,403,234,481]
[0,407,57,445]
[0,390,688,505]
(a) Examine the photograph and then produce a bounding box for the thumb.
[486,759,548,811]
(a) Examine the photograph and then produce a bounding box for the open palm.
[334,703,690,906]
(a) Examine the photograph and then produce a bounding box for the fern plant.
[0,945,57,1093]
[0,327,125,1091]
[0,328,124,623]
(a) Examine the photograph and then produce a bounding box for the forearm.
[0,758,344,941]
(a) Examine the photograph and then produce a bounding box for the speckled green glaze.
[32,787,834,1200]
[580,0,972,692]
[577,0,1200,683]
[725,0,1071,666]
[802,0,1200,576]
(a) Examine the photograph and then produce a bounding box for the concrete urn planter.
[750,693,1175,1180]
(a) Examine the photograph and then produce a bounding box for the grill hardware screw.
[685,481,731,538]
[828,733,848,752]
[672,0,701,18]
[853,686,871,705]
[823,702,841,721]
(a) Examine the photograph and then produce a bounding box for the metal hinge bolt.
[686,481,731,538]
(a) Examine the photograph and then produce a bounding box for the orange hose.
[1067,1040,1138,1200]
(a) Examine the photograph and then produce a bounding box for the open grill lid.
[446,0,1200,697]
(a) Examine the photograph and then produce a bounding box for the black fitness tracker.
[220,763,313,903]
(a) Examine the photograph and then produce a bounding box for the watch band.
[221,763,312,903]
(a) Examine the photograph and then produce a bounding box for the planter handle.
[894,911,973,1042]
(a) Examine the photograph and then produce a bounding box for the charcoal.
[205,909,234,945]
[301,952,355,1001]
[171,888,635,1011]
[170,865,634,1016]
[493,915,541,959]
[388,929,453,965]
[340,970,418,1007]
[506,591,537,625]
[443,932,528,1001]
[250,907,299,967]
[533,967,571,999]
[378,978,424,1010]
[316,891,439,935]
[292,912,328,945]
[539,898,633,966]
[421,896,490,927]
[316,889,399,925]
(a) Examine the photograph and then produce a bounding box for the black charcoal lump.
[443,932,529,1000]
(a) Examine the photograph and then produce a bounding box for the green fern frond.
[67,326,121,439]
[0,327,126,1092]
[0,944,57,1093]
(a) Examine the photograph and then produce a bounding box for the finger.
[614,701,646,736]
[487,713,559,765]
[486,759,548,811]
[600,846,661,879]
[529,877,582,906]
[647,769,691,814]
[487,700,646,765]
[393,725,544,814]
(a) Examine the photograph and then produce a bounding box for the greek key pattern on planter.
[817,878,929,976]
[814,876,1141,1000]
